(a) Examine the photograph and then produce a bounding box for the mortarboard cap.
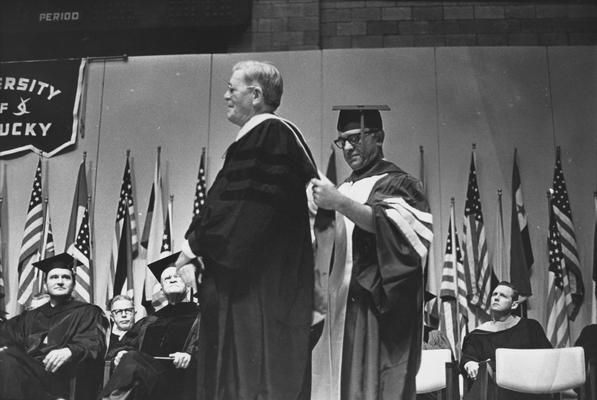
[147,251,181,281]
[32,253,76,274]
[334,105,390,133]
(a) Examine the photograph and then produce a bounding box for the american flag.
[108,155,138,299]
[462,151,493,316]
[546,196,573,348]
[439,202,468,359]
[70,205,92,302]
[192,148,207,217]
[17,160,44,306]
[551,147,584,320]
[510,149,533,317]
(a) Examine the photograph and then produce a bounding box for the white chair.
[416,349,456,399]
[490,347,586,397]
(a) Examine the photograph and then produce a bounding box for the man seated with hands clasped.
[101,252,200,400]
[460,281,552,400]
[0,253,108,400]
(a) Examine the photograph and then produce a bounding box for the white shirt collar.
[112,325,129,339]
[235,113,278,142]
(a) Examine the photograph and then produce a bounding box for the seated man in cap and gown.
[0,253,109,400]
[460,281,552,400]
[310,106,432,400]
[101,252,200,400]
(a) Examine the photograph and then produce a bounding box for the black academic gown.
[186,115,317,400]
[575,324,597,365]
[311,158,432,400]
[0,298,108,400]
[102,302,200,400]
[460,318,552,400]
[341,159,430,400]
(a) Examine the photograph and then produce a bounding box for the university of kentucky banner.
[0,59,86,157]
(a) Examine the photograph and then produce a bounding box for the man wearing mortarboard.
[100,252,200,400]
[0,253,108,400]
[311,106,433,400]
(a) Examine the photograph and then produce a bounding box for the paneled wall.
[2,47,596,341]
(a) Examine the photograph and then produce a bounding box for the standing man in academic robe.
[0,253,108,400]
[175,60,318,400]
[310,106,433,400]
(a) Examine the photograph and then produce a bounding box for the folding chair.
[416,349,459,400]
[479,347,586,399]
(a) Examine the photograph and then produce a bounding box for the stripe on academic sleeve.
[384,197,433,224]
[384,203,432,259]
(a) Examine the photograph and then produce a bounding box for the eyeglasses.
[111,308,134,316]
[226,82,259,93]
[333,130,377,149]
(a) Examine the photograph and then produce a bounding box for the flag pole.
[169,194,174,250]
[419,145,425,192]
[546,188,553,335]
[38,196,50,294]
[39,156,47,260]
[450,197,460,349]
[0,195,4,311]
[87,194,94,304]
[592,191,597,324]
[496,188,504,280]
[156,146,161,208]
[202,147,207,205]
[201,146,206,177]
[41,197,49,256]
[547,189,553,231]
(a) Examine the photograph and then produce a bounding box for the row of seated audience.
[101,252,200,400]
[0,252,200,400]
[0,253,595,400]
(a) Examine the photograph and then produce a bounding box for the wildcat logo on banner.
[0,59,86,158]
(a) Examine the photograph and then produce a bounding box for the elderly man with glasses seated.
[107,295,136,354]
